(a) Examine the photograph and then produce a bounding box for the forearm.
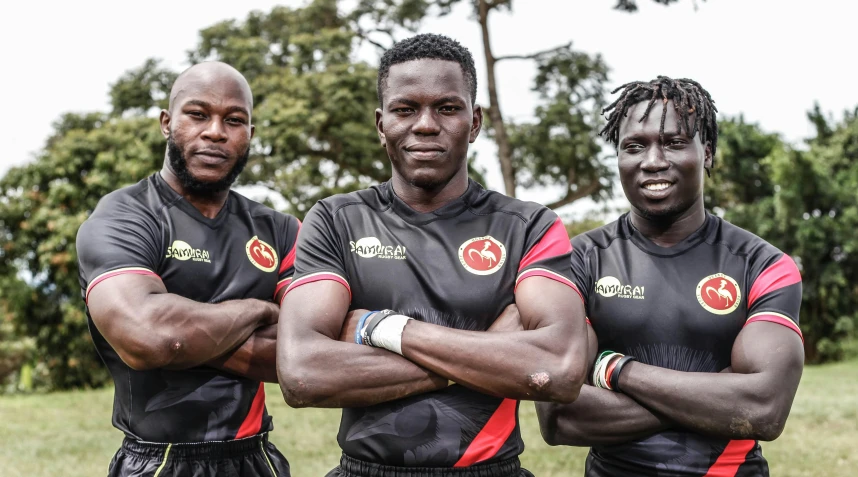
[146,295,274,370]
[207,325,278,382]
[620,362,781,440]
[536,384,670,446]
[401,321,586,402]
[279,335,448,408]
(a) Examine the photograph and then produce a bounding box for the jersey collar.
[622,211,715,257]
[382,179,482,226]
[152,173,233,229]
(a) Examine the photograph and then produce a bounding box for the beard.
[167,136,249,195]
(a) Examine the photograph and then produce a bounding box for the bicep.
[731,321,804,391]
[280,279,351,340]
[515,276,587,332]
[86,273,167,353]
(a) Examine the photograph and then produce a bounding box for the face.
[160,73,254,194]
[617,100,712,220]
[376,59,481,190]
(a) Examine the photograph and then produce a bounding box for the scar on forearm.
[528,371,551,391]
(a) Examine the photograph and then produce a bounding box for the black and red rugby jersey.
[76,173,300,443]
[285,179,579,468]
[571,212,802,477]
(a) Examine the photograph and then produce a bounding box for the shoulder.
[471,187,555,225]
[570,217,625,255]
[708,215,784,261]
[315,185,385,217]
[230,190,300,230]
[89,176,159,219]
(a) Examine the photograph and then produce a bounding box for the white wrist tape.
[369,314,412,355]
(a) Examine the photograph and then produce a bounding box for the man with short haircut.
[537,76,804,476]
[77,62,295,476]
[277,34,589,477]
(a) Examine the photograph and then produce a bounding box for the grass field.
[1,359,855,477]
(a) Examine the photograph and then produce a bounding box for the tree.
[709,113,858,363]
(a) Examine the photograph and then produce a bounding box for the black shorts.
[108,433,290,477]
[325,454,534,477]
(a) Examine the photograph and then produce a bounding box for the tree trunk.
[477,0,516,197]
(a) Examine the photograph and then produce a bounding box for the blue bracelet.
[355,311,376,345]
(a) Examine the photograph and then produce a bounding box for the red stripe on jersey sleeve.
[454,398,518,467]
[235,382,266,439]
[515,268,584,304]
[279,220,302,274]
[85,268,159,303]
[284,272,351,301]
[702,439,756,477]
[274,278,293,301]
[745,314,804,342]
[518,218,572,272]
[748,255,801,308]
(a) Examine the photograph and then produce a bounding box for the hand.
[488,304,523,332]
[257,300,280,326]
[339,308,370,342]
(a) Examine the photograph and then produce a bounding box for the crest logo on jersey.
[165,240,211,263]
[696,273,741,315]
[349,237,407,260]
[595,276,645,299]
[458,236,506,275]
[246,236,278,272]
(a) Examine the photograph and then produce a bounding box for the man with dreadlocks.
[535,76,804,476]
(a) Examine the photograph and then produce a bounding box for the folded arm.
[537,323,670,446]
[400,276,589,403]
[618,321,804,441]
[87,273,279,371]
[277,280,448,408]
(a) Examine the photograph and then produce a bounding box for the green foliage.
[0,114,164,389]
[709,113,858,363]
[503,49,614,209]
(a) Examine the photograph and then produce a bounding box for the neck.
[629,199,706,248]
[390,171,469,214]
[160,162,230,219]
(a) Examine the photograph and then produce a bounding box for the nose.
[201,117,228,142]
[641,144,669,172]
[412,108,441,135]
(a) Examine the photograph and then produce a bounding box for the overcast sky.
[3,0,857,213]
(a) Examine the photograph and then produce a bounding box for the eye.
[439,105,461,113]
[667,139,687,147]
[623,143,644,153]
[392,107,414,115]
[187,111,206,119]
[226,117,247,125]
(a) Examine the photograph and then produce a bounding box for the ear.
[469,104,483,143]
[159,110,171,139]
[250,123,256,140]
[703,141,713,170]
[375,108,386,148]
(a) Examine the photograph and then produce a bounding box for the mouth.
[642,181,671,191]
[405,144,445,160]
[193,150,229,165]
[639,180,674,199]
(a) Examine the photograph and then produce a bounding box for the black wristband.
[610,355,636,393]
[363,309,397,347]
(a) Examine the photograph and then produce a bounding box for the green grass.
[1,360,855,477]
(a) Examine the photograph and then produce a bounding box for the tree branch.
[545,173,602,210]
[495,42,572,62]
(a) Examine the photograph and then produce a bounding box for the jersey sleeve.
[514,209,583,303]
[76,205,162,304]
[745,252,803,340]
[273,215,302,300]
[569,234,594,313]
[282,202,350,300]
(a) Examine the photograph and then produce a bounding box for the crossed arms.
[86,273,284,382]
[276,276,589,408]
[537,320,804,445]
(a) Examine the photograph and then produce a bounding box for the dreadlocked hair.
[600,76,718,159]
